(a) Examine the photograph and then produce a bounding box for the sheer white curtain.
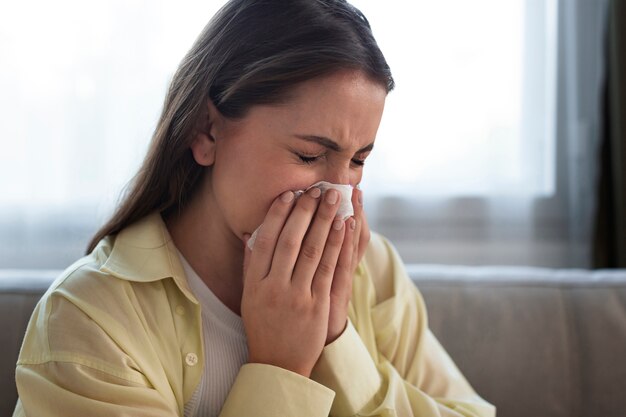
[0,0,607,268]
[354,0,555,197]
[353,0,607,268]
[354,0,564,266]
[0,0,221,267]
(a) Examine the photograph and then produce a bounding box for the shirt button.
[175,305,185,316]
[185,353,198,367]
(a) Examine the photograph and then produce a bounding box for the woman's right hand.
[241,187,348,377]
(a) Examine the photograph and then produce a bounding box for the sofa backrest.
[2,267,626,417]
[412,265,626,417]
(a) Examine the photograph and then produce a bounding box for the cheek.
[213,166,315,235]
[248,170,326,224]
[212,142,324,234]
[241,177,312,233]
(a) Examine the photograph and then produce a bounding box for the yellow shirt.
[13,213,495,417]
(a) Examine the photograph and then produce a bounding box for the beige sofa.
[2,266,626,417]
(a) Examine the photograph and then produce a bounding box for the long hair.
[86,0,394,253]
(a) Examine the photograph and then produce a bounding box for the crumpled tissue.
[246,181,354,250]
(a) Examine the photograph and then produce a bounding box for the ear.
[190,100,221,167]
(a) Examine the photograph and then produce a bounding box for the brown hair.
[87,0,394,253]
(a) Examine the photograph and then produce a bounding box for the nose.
[324,164,354,187]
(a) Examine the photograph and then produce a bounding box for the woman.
[14,1,496,416]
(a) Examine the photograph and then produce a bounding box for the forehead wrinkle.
[294,134,342,152]
[293,134,374,154]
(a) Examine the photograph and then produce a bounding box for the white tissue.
[246,181,354,250]
[309,181,354,220]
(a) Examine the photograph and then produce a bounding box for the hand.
[241,187,347,377]
[326,187,370,344]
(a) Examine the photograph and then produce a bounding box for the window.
[353,0,558,197]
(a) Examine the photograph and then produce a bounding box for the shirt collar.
[100,212,198,304]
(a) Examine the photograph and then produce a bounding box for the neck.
[164,187,245,316]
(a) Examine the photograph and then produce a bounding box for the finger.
[242,233,252,278]
[246,191,295,281]
[357,213,371,263]
[269,187,322,281]
[351,188,363,269]
[352,220,362,270]
[352,186,363,217]
[311,216,346,297]
[292,189,341,290]
[331,217,356,296]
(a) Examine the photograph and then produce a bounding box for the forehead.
[287,70,387,102]
[246,70,388,148]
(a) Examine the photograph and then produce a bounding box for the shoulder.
[43,235,130,310]
[19,235,164,364]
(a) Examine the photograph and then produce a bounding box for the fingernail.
[326,189,338,205]
[281,191,294,203]
[333,219,344,230]
[350,218,356,230]
[310,187,322,198]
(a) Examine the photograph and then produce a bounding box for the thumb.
[242,233,252,281]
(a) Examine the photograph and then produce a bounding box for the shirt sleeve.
[219,364,334,417]
[13,288,183,417]
[14,361,179,417]
[310,233,497,417]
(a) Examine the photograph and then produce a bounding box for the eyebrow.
[294,134,374,154]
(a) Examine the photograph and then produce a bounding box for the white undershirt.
[177,250,248,417]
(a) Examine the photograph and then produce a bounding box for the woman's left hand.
[326,187,370,344]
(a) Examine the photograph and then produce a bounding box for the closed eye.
[295,152,368,167]
[297,153,326,164]
[351,151,370,167]
[351,158,365,167]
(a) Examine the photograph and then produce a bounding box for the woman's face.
[205,70,387,241]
